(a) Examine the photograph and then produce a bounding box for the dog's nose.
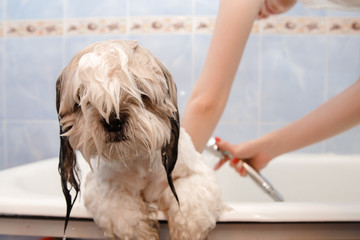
[102,112,128,133]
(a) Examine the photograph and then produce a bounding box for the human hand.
[213,137,273,177]
[258,0,297,19]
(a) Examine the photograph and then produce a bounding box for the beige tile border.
[194,16,216,34]
[1,16,359,37]
[66,18,126,36]
[261,17,327,34]
[129,16,192,34]
[328,17,360,34]
[7,19,63,37]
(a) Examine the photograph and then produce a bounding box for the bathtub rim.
[1,157,360,223]
[1,197,360,223]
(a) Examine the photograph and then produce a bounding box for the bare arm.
[216,78,360,175]
[268,78,360,157]
[182,0,263,152]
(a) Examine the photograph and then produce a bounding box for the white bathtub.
[1,153,360,239]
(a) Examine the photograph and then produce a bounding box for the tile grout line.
[62,0,67,68]
[2,0,8,168]
[257,20,263,138]
[125,0,130,36]
[190,0,196,89]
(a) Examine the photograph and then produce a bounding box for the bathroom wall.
[0,0,359,169]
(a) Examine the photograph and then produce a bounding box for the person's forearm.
[182,0,262,152]
[266,78,360,158]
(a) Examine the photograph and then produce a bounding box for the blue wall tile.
[195,0,219,15]
[6,37,62,121]
[327,36,360,99]
[0,39,4,121]
[214,123,258,143]
[129,0,192,16]
[286,2,360,17]
[65,0,127,18]
[194,34,210,83]
[326,9,360,17]
[325,125,360,154]
[0,0,3,19]
[6,121,59,168]
[7,0,63,19]
[261,35,326,122]
[221,35,259,123]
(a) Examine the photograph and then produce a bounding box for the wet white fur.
[84,129,223,239]
[58,40,223,239]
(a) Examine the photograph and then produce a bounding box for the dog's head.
[56,40,180,232]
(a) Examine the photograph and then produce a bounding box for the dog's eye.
[141,94,152,106]
[74,103,80,110]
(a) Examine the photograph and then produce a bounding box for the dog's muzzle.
[101,112,128,142]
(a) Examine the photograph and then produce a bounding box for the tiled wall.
[0,0,359,169]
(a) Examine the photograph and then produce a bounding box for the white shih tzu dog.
[56,40,223,240]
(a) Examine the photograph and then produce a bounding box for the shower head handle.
[205,137,284,202]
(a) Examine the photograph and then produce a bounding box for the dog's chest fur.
[86,151,167,194]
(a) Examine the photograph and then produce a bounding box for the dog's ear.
[56,73,80,234]
[161,115,180,203]
[157,62,181,204]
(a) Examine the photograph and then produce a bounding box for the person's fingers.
[215,137,236,156]
[257,1,270,19]
[214,158,228,170]
[213,137,232,170]
[239,166,247,177]
[229,158,239,167]
[213,137,251,177]
[230,158,248,177]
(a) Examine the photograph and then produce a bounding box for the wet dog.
[56,40,222,240]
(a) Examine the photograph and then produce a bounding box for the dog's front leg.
[83,165,160,240]
[157,173,222,240]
